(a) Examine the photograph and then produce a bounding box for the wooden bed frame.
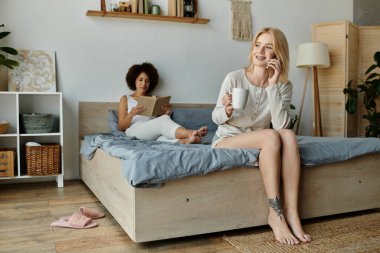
[79,101,380,243]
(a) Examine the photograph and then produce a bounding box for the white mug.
[232,88,249,109]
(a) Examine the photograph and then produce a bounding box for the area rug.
[223,211,380,253]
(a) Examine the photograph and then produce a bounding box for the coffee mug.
[232,88,249,109]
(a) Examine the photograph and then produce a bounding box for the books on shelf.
[143,0,149,14]
[137,96,171,117]
[131,0,138,13]
[168,0,177,16]
[176,0,184,17]
[138,0,144,13]
[101,0,200,19]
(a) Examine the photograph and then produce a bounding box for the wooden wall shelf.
[86,10,209,24]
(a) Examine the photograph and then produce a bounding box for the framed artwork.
[8,49,56,92]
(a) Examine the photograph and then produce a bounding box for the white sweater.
[212,69,293,139]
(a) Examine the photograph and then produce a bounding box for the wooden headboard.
[79,102,215,138]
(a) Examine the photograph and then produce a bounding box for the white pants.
[125,115,180,142]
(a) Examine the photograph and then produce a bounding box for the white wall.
[0,0,353,179]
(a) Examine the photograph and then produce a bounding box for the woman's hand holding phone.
[267,58,281,85]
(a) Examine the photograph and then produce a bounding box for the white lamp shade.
[296,42,330,68]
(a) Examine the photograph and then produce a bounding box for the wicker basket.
[25,143,60,176]
[0,121,9,134]
[20,113,54,134]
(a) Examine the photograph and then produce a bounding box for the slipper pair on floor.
[51,206,105,229]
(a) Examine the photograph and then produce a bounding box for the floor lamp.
[296,42,330,136]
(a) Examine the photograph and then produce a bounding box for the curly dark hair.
[126,62,159,94]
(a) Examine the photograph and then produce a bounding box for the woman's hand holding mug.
[222,92,234,117]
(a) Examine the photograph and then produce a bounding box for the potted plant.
[343,51,380,138]
[0,24,19,70]
[289,103,298,130]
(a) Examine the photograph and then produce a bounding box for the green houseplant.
[0,24,19,70]
[289,103,298,130]
[343,51,380,138]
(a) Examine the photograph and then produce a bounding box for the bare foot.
[178,126,208,144]
[268,211,300,245]
[185,130,202,144]
[285,211,311,243]
[195,126,208,137]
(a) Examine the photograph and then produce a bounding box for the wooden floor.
[0,180,238,253]
[1,180,378,253]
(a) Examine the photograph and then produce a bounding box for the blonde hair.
[246,27,289,83]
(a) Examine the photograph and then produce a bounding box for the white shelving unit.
[0,92,64,187]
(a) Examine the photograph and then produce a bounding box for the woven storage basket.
[0,121,9,134]
[21,113,54,134]
[25,143,60,176]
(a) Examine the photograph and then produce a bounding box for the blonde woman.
[212,27,310,245]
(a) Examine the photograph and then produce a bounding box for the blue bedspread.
[80,132,380,187]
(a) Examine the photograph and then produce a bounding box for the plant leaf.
[358,84,367,92]
[343,87,358,98]
[0,31,10,40]
[5,58,19,66]
[368,99,376,109]
[374,51,380,68]
[366,72,380,81]
[0,47,18,55]
[374,79,380,95]
[365,64,377,75]
[0,57,19,69]
[345,98,357,114]
[1,61,14,69]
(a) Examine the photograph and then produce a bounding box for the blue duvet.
[80,132,380,187]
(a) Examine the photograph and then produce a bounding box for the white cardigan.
[212,69,293,140]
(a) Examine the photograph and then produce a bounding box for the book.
[131,0,138,13]
[100,0,106,11]
[138,0,144,14]
[168,0,177,16]
[144,0,149,14]
[176,0,183,17]
[137,96,171,117]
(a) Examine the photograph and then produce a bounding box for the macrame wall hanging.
[230,0,253,41]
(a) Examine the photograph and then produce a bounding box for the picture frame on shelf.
[8,49,57,92]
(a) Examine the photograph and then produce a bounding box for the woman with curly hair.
[118,62,207,144]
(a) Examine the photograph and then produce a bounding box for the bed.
[79,101,380,243]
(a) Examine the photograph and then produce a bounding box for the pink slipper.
[79,206,105,219]
[51,212,98,229]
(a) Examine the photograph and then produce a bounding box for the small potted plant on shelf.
[343,51,380,138]
[0,24,19,70]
